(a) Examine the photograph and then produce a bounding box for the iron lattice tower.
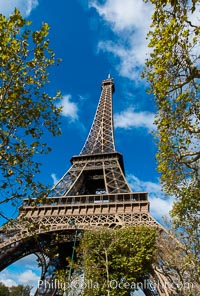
[0,77,171,296]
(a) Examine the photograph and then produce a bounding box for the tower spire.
[48,76,131,197]
[80,76,115,155]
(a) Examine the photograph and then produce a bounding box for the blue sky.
[0,0,174,294]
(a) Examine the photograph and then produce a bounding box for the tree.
[154,221,200,296]
[9,284,32,296]
[143,1,200,221]
[0,283,32,296]
[75,226,156,296]
[0,9,62,220]
[143,2,200,293]
[0,282,9,296]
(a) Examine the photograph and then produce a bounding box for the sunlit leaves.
[143,2,199,291]
[143,0,200,220]
[0,9,62,219]
[78,226,156,296]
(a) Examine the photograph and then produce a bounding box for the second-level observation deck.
[20,192,149,218]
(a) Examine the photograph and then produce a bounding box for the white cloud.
[89,0,151,32]
[57,95,78,121]
[114,107,155,132]
[128,174,174,220]
[149,196,174,221]
[98,40,146,81]
[89,0,153,81]
[0,0,39,17]
[0,277,17,287]
[51,173,59,185]
[18,269,39,284]
[0,255,40,295]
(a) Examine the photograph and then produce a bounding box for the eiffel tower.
[0,76,171,296]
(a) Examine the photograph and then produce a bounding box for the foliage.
[0,282,10,296]
[0,9,62,220]
[155,221,200,296]
[75,226,156,296]
[9,284,32,296]
[157,0,198,12]
[143,1,200,221]
[143,3,200,293]
[0,282,32,296]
